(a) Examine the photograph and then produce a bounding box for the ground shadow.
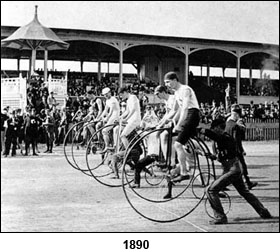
[229,216,279,225]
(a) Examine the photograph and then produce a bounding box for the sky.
[1,1,279,44]
[1,1,279,76]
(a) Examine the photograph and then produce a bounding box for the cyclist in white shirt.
[118,86,141,149]
[163,72,200,183]
[100,87,120,152]
[154,85,178,168]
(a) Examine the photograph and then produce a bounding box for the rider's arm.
[99,104,109,121]
[157,108,177,128]
[120,106,129,121]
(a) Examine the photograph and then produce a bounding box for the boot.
[44,142,49,153]
[245,176,258,190]
[49,143,53,153]
[163,180,173,199]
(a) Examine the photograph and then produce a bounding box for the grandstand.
[1,25,279,106]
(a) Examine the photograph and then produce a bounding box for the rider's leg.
[95,121,103,141]
[120,123,136,149]
[160,130,176,166]
[174,141,190,176]
[102,128,110,150]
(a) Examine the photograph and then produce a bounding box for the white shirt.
[174,85,199,110]
[125,94,141,125]
[165,94,176,113]
[105,96,120,120]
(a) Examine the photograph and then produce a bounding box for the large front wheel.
[122,128,209,223]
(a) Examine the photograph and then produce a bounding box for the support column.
[17,58,20,72]
[52,60,55,71]
[30,49,36,75]
[98,59,101,82]
[185,45,189,85]
[200,66,203,76]
[207,63,210,86]
[249,66,253,86]
[158,60,163,85]
[29,57,32,79]
[236,51,241,104]
[137,63,141,80]
[107,62,110,74]
[80,60,84,73]
[119,41,123,88]
[44,49,48,81]
[222,67,226,78]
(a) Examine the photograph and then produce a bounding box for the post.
[119,41,123,88]
[249,66,253,86]
[52,60,55,71]
[185,45,189,85]
[44,49,48,81]
[17,58,20,72]
[222,67,225,78]
[30,49,36,75]
[107,62,110,74]
[158,60,162,85]
[98,59,101,82]
[207,63,210,86]
[236,51,241,104]
[80,60,84,73]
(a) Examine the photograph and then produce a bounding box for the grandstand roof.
[1,25,279,70]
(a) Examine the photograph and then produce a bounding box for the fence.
[1,74,27,111]
[199,119,279,141]
[245,118,279,141]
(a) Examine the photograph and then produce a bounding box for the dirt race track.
[1,141,279,232]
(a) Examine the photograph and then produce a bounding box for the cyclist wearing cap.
[99,87,120,152]
[163,72,200,182]
[118,86,141,148]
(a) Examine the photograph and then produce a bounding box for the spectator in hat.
[47,91,59,109]
[1,107,9,154]
[24,108,39,156]
[42,108,55,153]
[3,110,19,157]
[15,108,25,155]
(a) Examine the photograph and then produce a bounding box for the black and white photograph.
[1,1,279,251]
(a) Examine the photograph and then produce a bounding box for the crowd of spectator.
[199,99,279,124]
[240,78,279,96]
[1,70,279,158]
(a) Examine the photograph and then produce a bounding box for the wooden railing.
[245,119,279,141]
[199,119,279,141]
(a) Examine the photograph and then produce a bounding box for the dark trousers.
[45,131,54,151]
[238,153,249,178]
[25,136,36,154]
[134,155,157,185]
[4,135,17,155]
[206,158,268,220]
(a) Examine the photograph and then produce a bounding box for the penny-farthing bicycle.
[63,120,98,177]
[85,121,147,187]
[121,126,231,223]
